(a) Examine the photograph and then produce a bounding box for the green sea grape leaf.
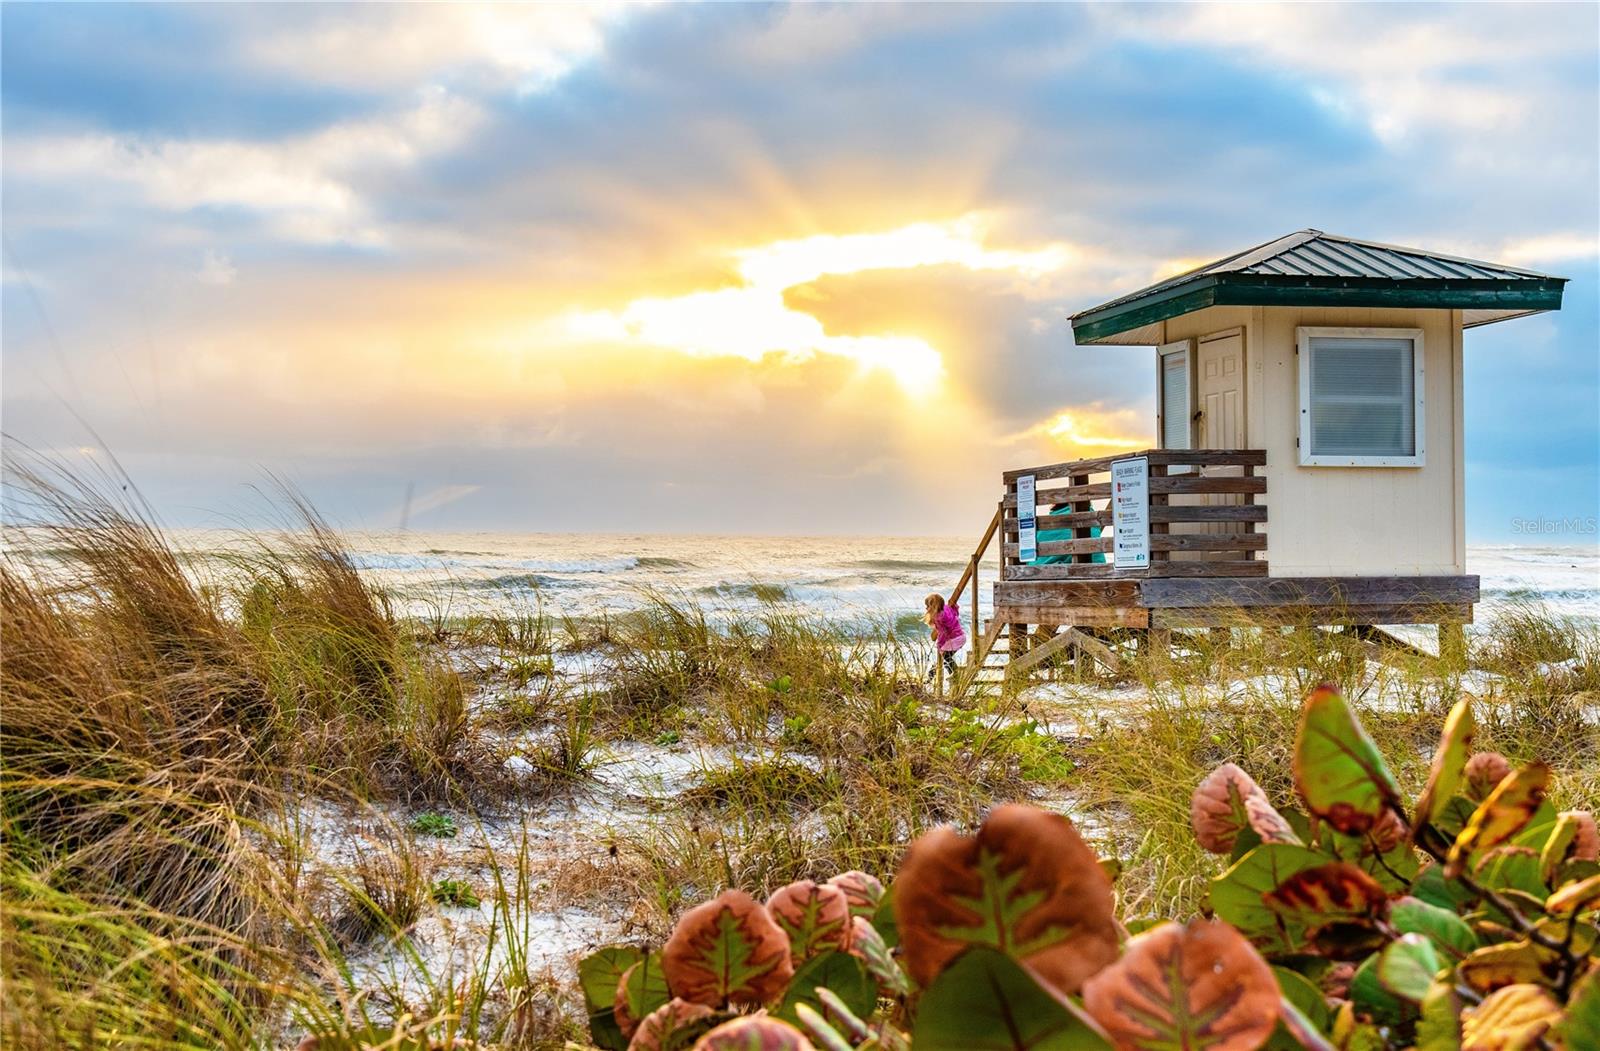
[849,915,911,997]
[1445,763,1551,877]
[1265,967,1331,1051]
[1082,919,1280,1051]
[1377,934,1442,1003]
[1539,812,1582,884]
[1473,846,1547,898]
[1350,953,1412,1027]
[774,951,874,1028]
[1293,685,1404,836]
[1211,844,1328,952]
[893,804,1118,996]
[621,953,672,1033]
[661,889,794,1007]
[1414,698,1475,830]
[912,947,1110,1051]
[1411,862,1477,912]
[1553,963,1600,1049]
[577,945,644,1050]
[1415,980,1463,1051]
[1391,896,1478,958]
[871,885,898,949]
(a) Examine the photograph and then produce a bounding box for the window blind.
[1307,336,1415,457]
[1161,352,1190,450]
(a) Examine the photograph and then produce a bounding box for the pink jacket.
[933,603,966,652]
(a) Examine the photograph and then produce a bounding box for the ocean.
[337,532,1600,633]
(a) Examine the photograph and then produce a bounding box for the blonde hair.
[923,592,945,626]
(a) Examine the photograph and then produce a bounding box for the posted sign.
[1016,474,1037,563]
[1111,457,1150,570]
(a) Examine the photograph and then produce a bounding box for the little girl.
[923,592,966,681]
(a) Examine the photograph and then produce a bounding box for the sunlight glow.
[1035,406,1149,454]
[562,214,1068,396]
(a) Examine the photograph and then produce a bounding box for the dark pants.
[928,649,957,680]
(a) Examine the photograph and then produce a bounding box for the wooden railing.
[948,502,1001,655]
[1000,449,1267,580]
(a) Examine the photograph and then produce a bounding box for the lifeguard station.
[946,230,1567,683]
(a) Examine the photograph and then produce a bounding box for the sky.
[3,2,1597,540]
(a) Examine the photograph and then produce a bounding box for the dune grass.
[2,457,1596,1048]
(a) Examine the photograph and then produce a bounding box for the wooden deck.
[943,448,1477,692]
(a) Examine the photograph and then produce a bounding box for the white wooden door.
[1194,331,1246,544]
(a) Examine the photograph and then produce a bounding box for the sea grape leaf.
[661,889,794,1007]
[1411,862,1477,912]
[1459,984,1560,1051]
[848,915,910,996]
[1414,697,1475,830]
[1474,846,1547,898]
[792,1004,853,1051]
[1391,895,1478,957]
[1262,862,1390,957]
[871,886,898,950]
[578,945,645,1051]
[619,954,672,1038]
[767,881,853,965]
[1415,980,1463,1051]
[1082,919,1279,1051]
[1210,844,1327,952]
[1264,967,1330,1051]
[1539,812,1582,884]
[1293,684,1404,836]
[826,870,885,918]
[1547,872,1600,915]
[626,998,718,1051]
[1463,752,1512,801]
[1445,763,1550,877]
[1324,828,1419,893]
[1350,953,1411,1027]
[774,951,874,1028]
[1566,810,1600,860]
[893,804,1118,996]
[1377,933,1441,1003]
[693,1015,817,1050]
[1192,763,1300,854]
[1457,942,1560,994]
[1552,963,1600,1050]
[912,947,1111,1051]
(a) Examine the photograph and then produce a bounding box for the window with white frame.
[1297,327,1424,467]
[1158,340,1191,451]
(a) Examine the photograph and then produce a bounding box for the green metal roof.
[1071,230,1567,345]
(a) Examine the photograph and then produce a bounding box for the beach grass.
[2,461,1596,1048]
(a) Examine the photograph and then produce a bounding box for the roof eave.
[1071,274,1567,346]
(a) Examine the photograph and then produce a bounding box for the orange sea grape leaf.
[627,998,718,1051]
[1464,752,1512,801]
[1262,861,1390,932]
[1293,684,1404,836]
[1460,984,1560,1051]
[892,803,1118,996]
[1562,810,1598,861]
[824,871,884,918]
[1547,872,1600,915]
[1446,763,1551,878]
[1414,697,1475,830]
[766,881,853,965]
[663,889,795,1008]
[1191,763,1262,854]
[1082,918,1279,1051]
[1458,942,1559,994]
[690,1016,816,1051]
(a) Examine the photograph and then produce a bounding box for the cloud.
[5,87,481,246]
[559,214,1073,395]
[196,250,237,286]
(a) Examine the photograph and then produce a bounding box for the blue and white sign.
[1111,457,1150,570]
[1016,474,1037,563]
